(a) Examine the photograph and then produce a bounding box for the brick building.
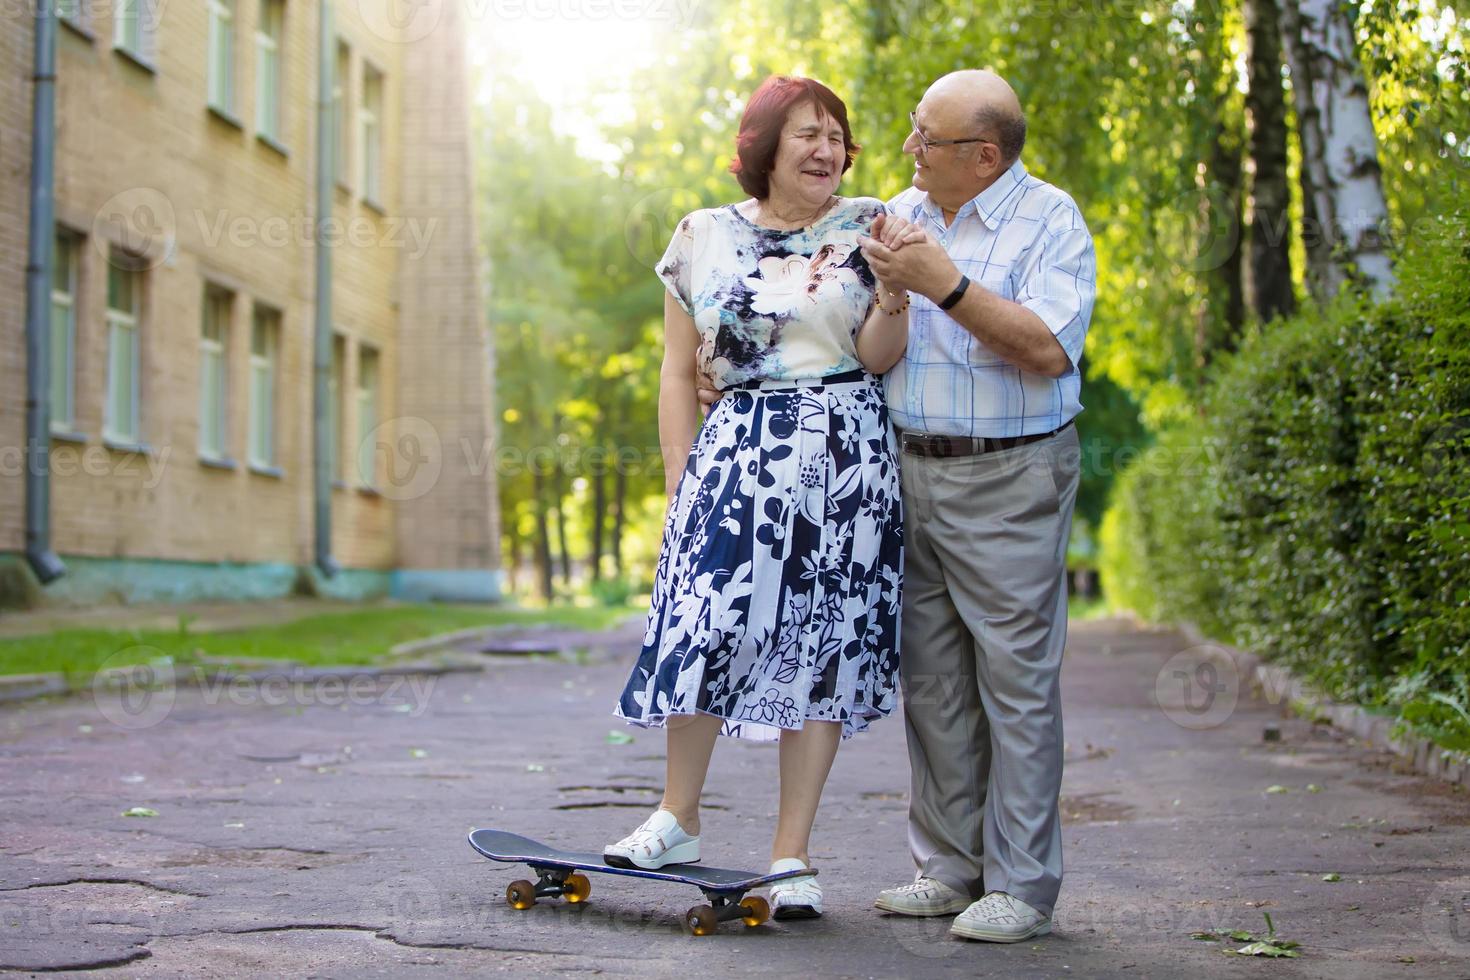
[0,0,501,604]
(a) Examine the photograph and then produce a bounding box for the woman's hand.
[861,213,928,253]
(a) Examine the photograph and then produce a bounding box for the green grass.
[0,603,638,680]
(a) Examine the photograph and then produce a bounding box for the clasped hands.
[694,213,960,414]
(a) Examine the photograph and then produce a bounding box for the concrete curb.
[0,672,68,704]
[387,625,499,659]
[1179,621,1470,788]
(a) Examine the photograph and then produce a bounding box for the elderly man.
[859,69,1095,943]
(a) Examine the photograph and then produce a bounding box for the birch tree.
[1280,0,1396,300]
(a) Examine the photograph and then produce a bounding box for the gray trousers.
[898,424,1080,917]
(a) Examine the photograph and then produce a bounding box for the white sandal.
[603,809,700,870]
[768,857,822,919]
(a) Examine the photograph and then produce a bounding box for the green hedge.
[1100,208,1470,750]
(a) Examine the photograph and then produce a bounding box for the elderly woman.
[607,75,919,919]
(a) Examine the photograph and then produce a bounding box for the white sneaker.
[874,876,972,916]
[603,809,700,870]
[767,858,821,919]
[949,891,1052,943]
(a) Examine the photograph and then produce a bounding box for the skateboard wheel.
[563,873,591,904]
[506,880,537,910]
[684,904,719,937]
[739,895,770,927]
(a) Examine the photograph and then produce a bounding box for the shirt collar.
[963,159,1029,231]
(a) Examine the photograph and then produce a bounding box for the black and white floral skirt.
[614,371,903,742]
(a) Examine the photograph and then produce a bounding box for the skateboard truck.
[506,866,592,908]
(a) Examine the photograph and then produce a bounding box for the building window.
[248,305,279,468]
[333,40,350,185]
[328,334,345,479]
[255,0,284,140]
[200,286,232,460]
[361,64,383,203]
[113,0,157,64]
[50,231,79,433]
[104,252,142,444]
[355,346,380,487]
[208,0,236,114]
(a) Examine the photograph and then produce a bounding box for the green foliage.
[1100,205,1470,748]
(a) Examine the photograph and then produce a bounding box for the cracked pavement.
[2,616,1469,977]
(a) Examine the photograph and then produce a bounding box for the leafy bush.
[1099,207,1470,750]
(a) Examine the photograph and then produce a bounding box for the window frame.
[49,231,80,434]
[247,304,280,469]
[103,253,143,445]
[254,0,285,141]
[199,285,232,461]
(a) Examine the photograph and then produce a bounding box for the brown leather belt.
[895,420,1073,459]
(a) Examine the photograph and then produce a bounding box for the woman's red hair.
[730,76,860,200]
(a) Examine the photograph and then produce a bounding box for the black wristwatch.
[937,274,970,311]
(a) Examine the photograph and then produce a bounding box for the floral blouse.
[656,196,886,389]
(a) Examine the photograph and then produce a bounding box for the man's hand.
[695,365,722,416]
[859,226,959,300]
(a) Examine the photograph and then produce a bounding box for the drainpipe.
[23,5,65,584]
[313,0,338,577]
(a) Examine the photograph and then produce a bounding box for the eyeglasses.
[908,111,995,153]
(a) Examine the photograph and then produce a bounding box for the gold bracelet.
[882,293,910,316]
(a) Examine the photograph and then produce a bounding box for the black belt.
[895,420,1073,459]
[727,369,872,392]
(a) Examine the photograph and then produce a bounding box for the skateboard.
[468,829,818,936]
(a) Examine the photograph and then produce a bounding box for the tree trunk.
[611,465,627,578]
[1279,0,1395,301]
[589,462,606,585]
[1197,125,1245,369]
[552,460,571,589]
[532,469,553,602]
[1244,0,1297,323]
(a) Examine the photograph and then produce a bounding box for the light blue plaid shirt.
[882,160,1096,438]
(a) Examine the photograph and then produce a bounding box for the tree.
[1244,0,1297,323]
[1280,0,1396,300]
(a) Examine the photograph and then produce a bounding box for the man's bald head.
[926,69,1027,165]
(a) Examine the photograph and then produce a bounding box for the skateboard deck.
[468,828,818,935]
